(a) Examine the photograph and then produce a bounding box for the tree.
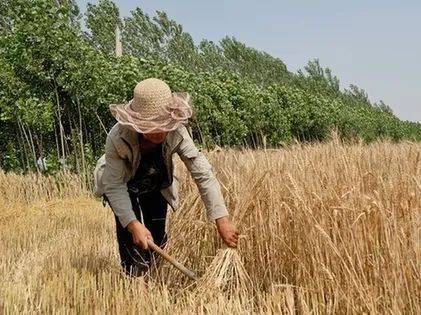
[296,59,340,96]
[123,8,198,70]
[1,0,420,173]
[220,36,289,85]
[85,0,121,55]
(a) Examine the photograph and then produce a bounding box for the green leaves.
[86,0,121,55]
[0,0,420,172]
[17,97,54,133]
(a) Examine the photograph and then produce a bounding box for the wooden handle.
[147,240,198,281]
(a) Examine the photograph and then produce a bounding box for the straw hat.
[109,78,192,134]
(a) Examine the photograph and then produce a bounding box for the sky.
[76,0,421,122]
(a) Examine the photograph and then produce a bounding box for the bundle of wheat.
[195,247,252,297]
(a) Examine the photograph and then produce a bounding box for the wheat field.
[0,139,420,314]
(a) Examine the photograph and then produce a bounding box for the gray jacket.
[94,123,228,228]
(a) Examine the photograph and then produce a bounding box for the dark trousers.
[106,190,168,277]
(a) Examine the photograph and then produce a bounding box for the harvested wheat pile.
[196,247,252,296]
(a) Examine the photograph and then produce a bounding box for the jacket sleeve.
[102,134,137,228]
[176,126,229,220]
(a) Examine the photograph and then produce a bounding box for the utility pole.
[115,24,122,57]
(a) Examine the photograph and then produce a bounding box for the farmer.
[94,78,238,277]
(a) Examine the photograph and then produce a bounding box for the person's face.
[142,132,168,144]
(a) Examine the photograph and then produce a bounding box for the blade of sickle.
[147,239,198,280]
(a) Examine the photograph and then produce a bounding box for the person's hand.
[127,220,153,250]
[215,216,239,248]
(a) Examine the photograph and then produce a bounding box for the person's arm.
[102,134,136,228]
[176,126,238,247]
[102,134,152,249]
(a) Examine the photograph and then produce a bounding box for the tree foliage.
[85,0,121,55]
[0,0,420,174]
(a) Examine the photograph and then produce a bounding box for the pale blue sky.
[77,0,421,122]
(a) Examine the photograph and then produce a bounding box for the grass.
[0,139,420,314]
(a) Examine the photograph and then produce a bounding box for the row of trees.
[0,0,420,176]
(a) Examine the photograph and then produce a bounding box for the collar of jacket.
[109,123,184,177]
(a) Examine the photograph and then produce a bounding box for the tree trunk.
[76,97,87,185]
[27,127,40,172]
[17,117,37,170]
[54,123,60,161]
[16,118,30,171]
[95,110,108,135]
[54,82,66,167]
